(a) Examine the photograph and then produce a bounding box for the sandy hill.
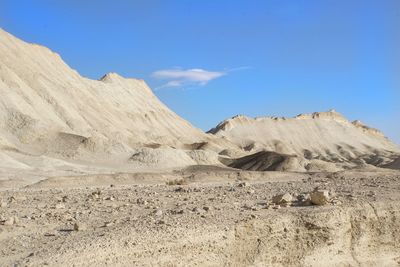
[0,28,242,175]
[0,28,207,152]
[209,110,399,168]
[0,29,228,154]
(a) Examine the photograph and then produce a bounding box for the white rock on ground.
[272,193,293,205]
[310,190,330,205]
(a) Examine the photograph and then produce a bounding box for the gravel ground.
[1,169,400,266]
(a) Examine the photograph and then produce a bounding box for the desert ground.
[1,28,400,266]
[1,167,400,266]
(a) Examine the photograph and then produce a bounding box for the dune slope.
[209,111,399,166]
[0,28,208,158]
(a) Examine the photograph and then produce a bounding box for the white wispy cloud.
[151,68,226,89]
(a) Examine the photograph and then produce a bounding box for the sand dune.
[0,28,240,173]
[209,111,399,167]
[0,28,208,157]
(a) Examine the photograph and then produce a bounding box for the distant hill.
[209,110,399,168]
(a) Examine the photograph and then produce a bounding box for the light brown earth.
[1,168,400,266]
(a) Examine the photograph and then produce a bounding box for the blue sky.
[1,0,399,143]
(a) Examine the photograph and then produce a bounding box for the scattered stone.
[91,190,101,199]
[310,190,330,205]
[136,198,148,205]
[63,214,74,221]
[193,187,204,193]
[203,206,211,212]
[242,204,252,210]
[238,182,249,187]
[172,209,184,215]
[192,207,205,214]
[0,201,7,208]
[272,193,293,205]
[349,194,357,200]
[22,215,32,220]
[74,222,87,231]
[55,203,65,209]
[44,232,57,237]
[154,209,163,217]
[104,222,114,227]
[267,203,282,210]
[10,196,27,202]
[296,193,312,206]
[3,218,14,226]
[192,207,200,213]
[2,216,18,226]
[174,187,187,193]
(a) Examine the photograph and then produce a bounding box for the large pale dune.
[0,28,235,177]
[0,28,206,149]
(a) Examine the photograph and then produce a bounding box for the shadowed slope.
[382,157,400,170]
[220,151,304,172]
